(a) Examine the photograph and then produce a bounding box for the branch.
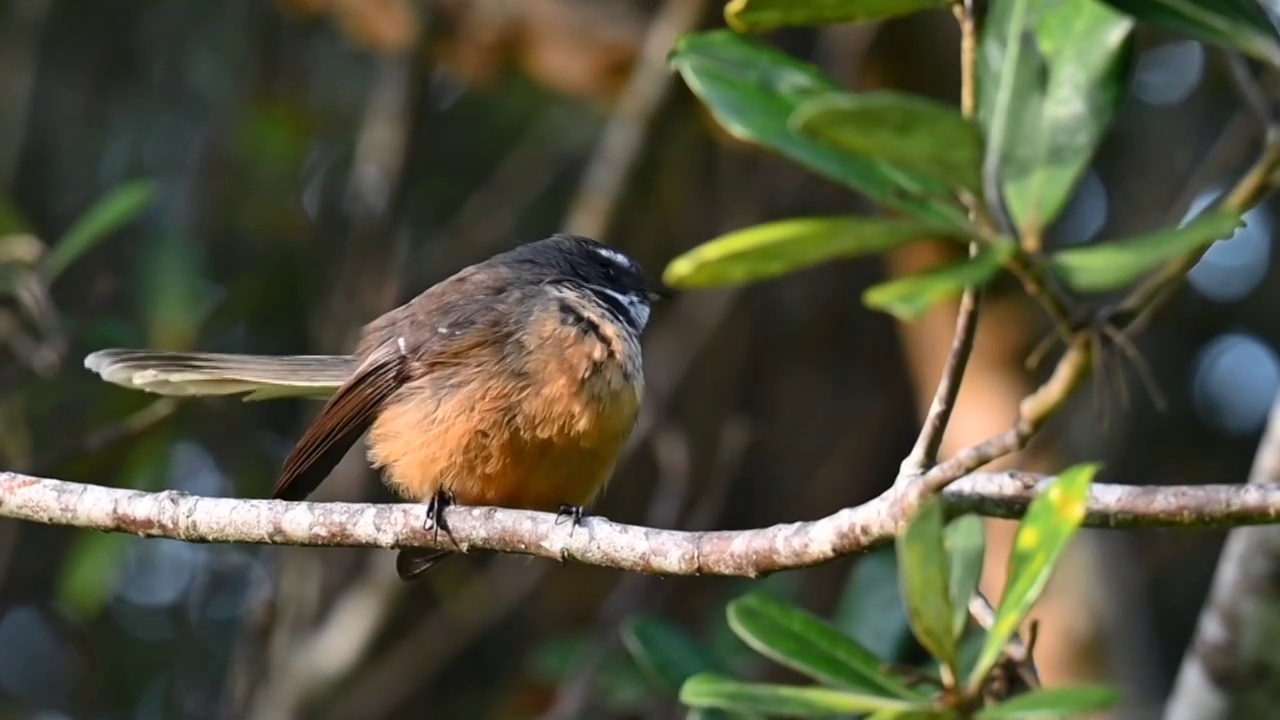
[8,471,1280,578]
[1163,391,1280,720]
[900,0,983,475]
[1116,118,1280,330]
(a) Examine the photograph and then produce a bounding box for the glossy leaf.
[726,593,924,700]
[944,515,985,638]
[669,31,968,228]
[1099,0,1280,66]
[896,496,957,673]
[680,674,925,716]
[622,616,727,693]
[46,180,155,280]
[955,624,988,685]
[662,216,967,289]
[968,463,1100,691]
[980,0,1035,230]
[724,0,951,32]
[976,684,1120,718]
[863,242,1014,320]
[834,549,913,661]
[793,91,983,193]
[1049,210,1243,292]
[979,0,1133,239]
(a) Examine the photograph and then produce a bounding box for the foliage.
[639,0,1280,714]
[625,464,1113,718]
[663,0,1280,313]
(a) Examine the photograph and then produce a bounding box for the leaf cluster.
[662,0,1274,321]
[625,465,1111,718]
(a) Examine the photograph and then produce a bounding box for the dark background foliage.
[0,0,1276,718]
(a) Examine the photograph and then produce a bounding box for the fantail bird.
[83,235,664,579]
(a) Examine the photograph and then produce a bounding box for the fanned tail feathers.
[83,349,354,400]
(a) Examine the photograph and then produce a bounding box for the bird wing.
[272,341,409,500]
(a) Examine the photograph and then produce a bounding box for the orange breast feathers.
[366,287,643,512]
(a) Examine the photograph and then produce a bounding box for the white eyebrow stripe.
[592,245,634,269]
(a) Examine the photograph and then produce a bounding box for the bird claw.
[555,504,584,527]
[425,490,457,546]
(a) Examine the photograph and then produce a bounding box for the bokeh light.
[1192,333,1280,436]
[1133,41,1205,107]
[1183,191,1273,302]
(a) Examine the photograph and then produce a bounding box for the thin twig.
[968,591,1040,694]
[901,268,981,476]
[899,0,983,475]
[1224,52,1270,129]
[1117,126,1280,331]
[923,334,1090,495]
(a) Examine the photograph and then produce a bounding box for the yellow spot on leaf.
[1060,498,1086,524]
[1017,527,1039,550]
[1046,485,1063,505]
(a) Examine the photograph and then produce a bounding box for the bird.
[84,235,665,579]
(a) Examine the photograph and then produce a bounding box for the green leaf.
[622,616,727,694]
[967,463,1100,691]
[680,674,925,716]
[896,496,958,674]
[1099,0,1280,67]
[663,216,967,289]
[724,0,952,32]
[944,515,985,638]
[834,549,913,661]
[1048,210,1243,292]
[955,623,989,684]
[726,593,925,700]
[46,180,156,280]
[670,30,968,228]
[976,685,1120,718]
[980,0,1035,226]
[794,91,983,194]
[863,241,1014,320]
[979,0,1133,239]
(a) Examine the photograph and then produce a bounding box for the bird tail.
[83,349,355,400]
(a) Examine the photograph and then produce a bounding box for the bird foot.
[425,490,457,546]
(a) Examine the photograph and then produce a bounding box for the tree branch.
[7,471,1280,579]
[1162,390,1280,720]
[900,0,983,476]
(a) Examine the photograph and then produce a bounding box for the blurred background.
[1,0,1278,718]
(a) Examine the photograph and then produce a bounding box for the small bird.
[84,235,664,579]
